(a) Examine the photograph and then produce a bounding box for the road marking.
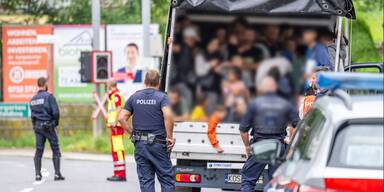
[41,168,49,177]
[19,188,33,192]
[32,179,45,185]
[33,168,49,185]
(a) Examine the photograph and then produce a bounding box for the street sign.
[91,92,108,119]
[0,103,30,118]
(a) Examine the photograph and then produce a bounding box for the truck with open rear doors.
[159,0,356,191]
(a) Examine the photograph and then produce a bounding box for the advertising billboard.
[53,25,105,103]
[1,25,53,103]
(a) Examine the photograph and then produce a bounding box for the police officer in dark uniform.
[239,76,299,192]
[118,70,175,192]
[30,77,64,181]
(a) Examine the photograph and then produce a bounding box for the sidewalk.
[0,148,136,163]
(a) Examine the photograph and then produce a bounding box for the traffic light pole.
[92,0,103,139]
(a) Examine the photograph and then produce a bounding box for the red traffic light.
[91,51,112,83]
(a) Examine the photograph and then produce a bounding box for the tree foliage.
[354,0,383,11]
[48,0,92,24]
[101,0,142,24]
[0,0,60,24]
[0,0,170,34]
[50,0,169,34]
[151,0,170,34]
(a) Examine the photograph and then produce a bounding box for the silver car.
[253,72,383,192]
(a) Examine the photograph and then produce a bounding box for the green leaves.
[1,0,170,36]
[0,0,61,24]
[48,0,92,24]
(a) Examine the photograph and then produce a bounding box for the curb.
[0,148,136,163]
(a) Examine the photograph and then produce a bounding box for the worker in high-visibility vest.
[106,79,126,182]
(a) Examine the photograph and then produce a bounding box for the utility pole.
[92,0,103,139]
[142,0,151,57]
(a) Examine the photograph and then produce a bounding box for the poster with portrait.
[106,24,159,100]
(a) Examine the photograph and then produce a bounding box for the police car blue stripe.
[317,72,384,91]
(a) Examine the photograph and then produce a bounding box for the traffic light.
[79,51,92,83]
[91,51,112,83]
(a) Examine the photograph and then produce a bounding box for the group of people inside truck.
[168,15,337,151]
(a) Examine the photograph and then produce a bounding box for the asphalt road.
[0,156,222,192]
[0,156,148,192]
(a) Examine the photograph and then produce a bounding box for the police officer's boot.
[53,157,65,181]
[34,157,42,181]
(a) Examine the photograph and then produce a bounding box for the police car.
[251,72,384,192]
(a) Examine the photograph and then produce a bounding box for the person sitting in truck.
[255,57,293,95]
[259,24,281,57]
[319,29,347,70]
[195,38,224,115]
[267,66,295,103]
[190,94,208,121]
[225,98,247,122]
[174,15,192,43]
[207,105,227,153]
[280,38,297,63]
[222,67,250,108]
[228,18,264,62]
[227,17,248,54]
[215,27,230,60]
[168,87,190,122]
[227,19,264,91]
[302,28,332,70]
[171,26,200,110]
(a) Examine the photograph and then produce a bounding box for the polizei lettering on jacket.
[30,98,44,106]
[136,99,157,105]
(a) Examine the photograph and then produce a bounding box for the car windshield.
[329,123,383,169]
[286,108,326,161]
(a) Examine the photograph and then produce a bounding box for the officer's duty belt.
[131,132,167,145]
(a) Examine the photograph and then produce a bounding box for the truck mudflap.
[174,165,268,190]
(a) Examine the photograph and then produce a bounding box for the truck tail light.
[175,173,201,183]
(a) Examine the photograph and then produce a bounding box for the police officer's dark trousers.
[134,141,175,192]
[240,143,286,192]
[34,127,61,176]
